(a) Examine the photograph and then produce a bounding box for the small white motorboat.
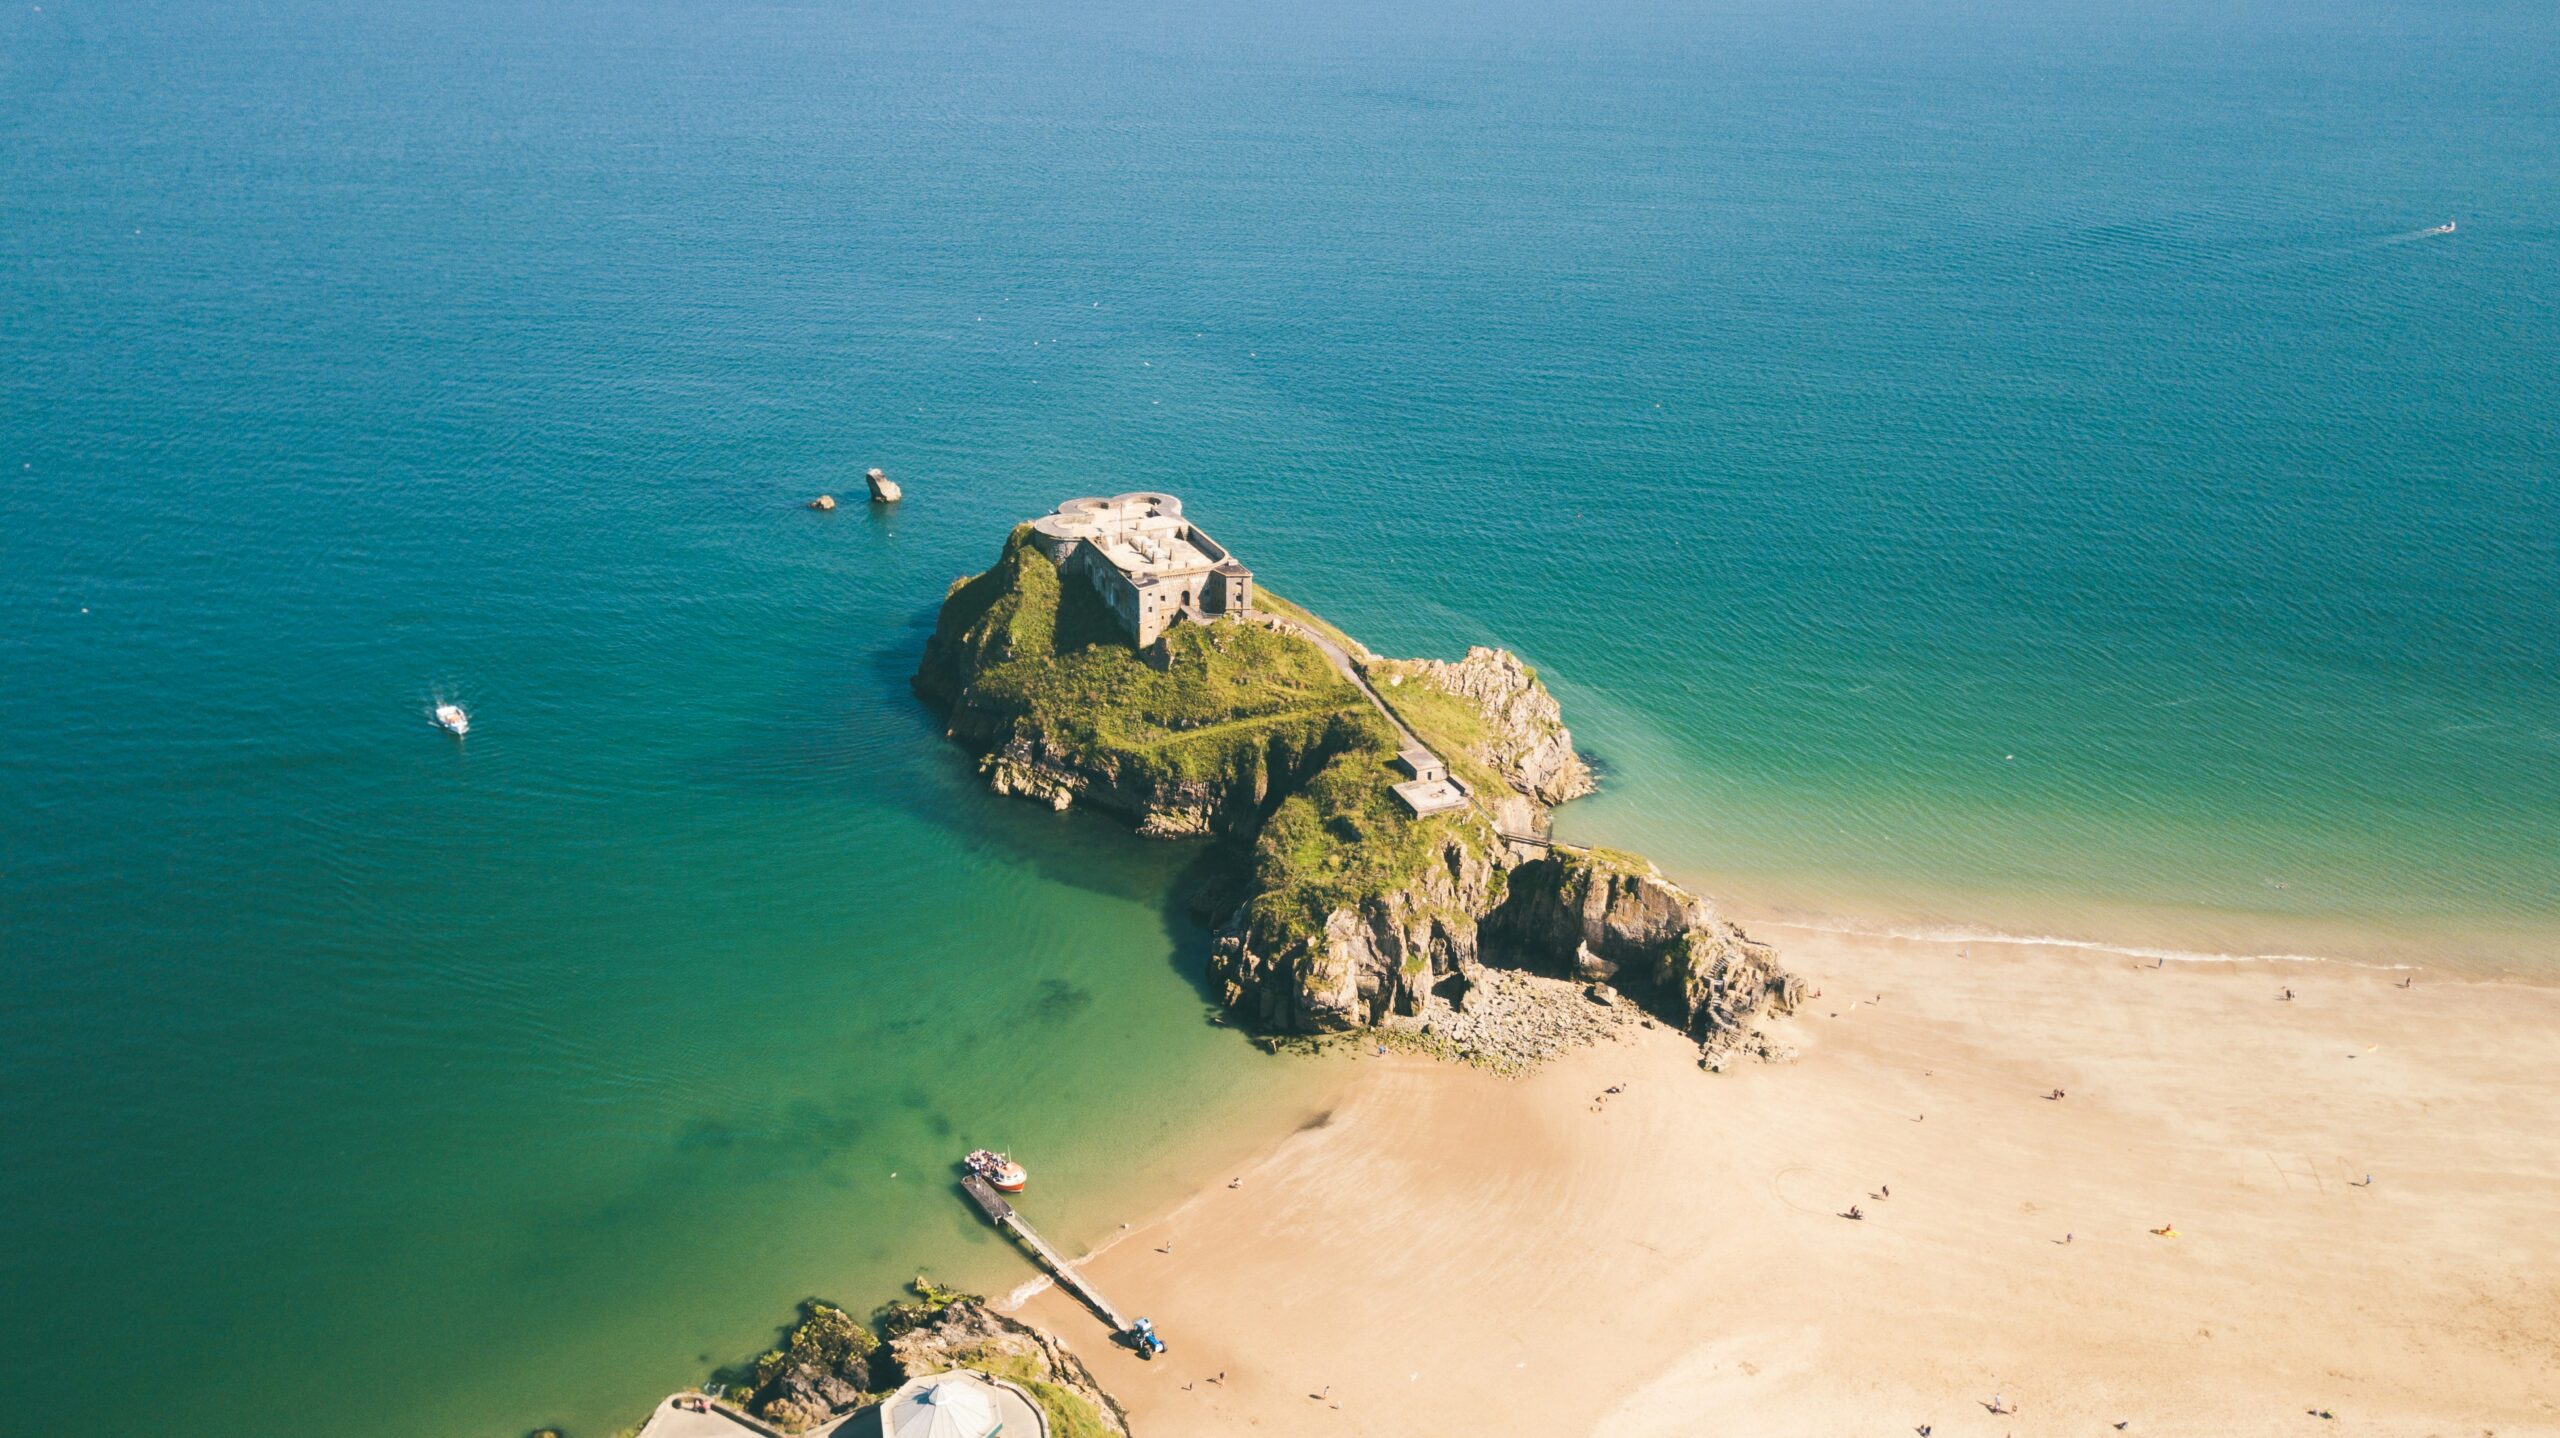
[965,1148,1028,1193]
[435,703,470,737]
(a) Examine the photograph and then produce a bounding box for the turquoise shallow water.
[4,0,2556,1433]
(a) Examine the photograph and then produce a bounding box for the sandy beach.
[1018,927,2560,1435]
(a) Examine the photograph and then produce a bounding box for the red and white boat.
[965,1149,1027,1192]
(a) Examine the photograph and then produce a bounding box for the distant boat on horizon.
[2430,219,2456,234]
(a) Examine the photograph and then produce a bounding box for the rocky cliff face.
[1385,645,1597,806]
[973,720,1340,839]
[1484,849,1801,1061]
[1208,815,1506,1031]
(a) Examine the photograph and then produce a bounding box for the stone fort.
[1027,492,1254,647]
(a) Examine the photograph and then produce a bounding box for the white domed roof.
[886,1374,1005,1438]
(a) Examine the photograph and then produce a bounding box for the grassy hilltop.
[914,528,1495,967]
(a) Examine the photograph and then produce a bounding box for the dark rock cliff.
[1484,848,1801,1060]
[1208,814,1506,1031]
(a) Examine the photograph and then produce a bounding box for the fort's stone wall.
[1029,491,1253,647]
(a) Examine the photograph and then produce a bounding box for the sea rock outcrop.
[1485,848,1800,1059]
[867,467,902,503]
[743,1302,879,1429]
[809,494,837,511]
[1209,814,1506,1030]
[1381,645,1596,805]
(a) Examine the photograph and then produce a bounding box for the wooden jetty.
[960,1172,1130,1332]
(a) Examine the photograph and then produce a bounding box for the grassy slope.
[928,534,1488,965]
[1253,588,1363,655]
[1257,586,1512,798]
[932,530,1365,787]
[962,1351,1116,1438]
[1241,724,1489,961]
[1356,660,1516,804]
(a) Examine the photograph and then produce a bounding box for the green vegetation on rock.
[960,1350,1118,1438]
[917,529,1476,950]
[1243,735,1485,949]
[874,1274,974,1342]
[1358,660,1514,801]
[920,529,1368,794]
[734,1301,882,1432]
[689,1279,1131,1438]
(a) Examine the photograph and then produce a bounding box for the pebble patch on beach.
[1382,970,1646,1075]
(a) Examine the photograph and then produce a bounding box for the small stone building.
[1027,492,1253,647]
[1390,746,1469,816]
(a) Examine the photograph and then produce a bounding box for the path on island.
[1262,615,1550,850]
[1263,615,1426,753]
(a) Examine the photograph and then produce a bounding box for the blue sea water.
[3,0,2555,1433]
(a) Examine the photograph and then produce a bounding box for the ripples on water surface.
[2,0,2555,1434]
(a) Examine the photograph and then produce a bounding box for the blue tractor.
[1128,1316,1167,1359]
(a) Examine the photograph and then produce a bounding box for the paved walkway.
[633,1395,783,1438]
[1266,614,1556,850]
[1265,616,1427,753]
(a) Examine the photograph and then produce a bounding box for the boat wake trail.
[2379,220,2458,244]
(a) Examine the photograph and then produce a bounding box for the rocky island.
[915,494,1801,1067]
